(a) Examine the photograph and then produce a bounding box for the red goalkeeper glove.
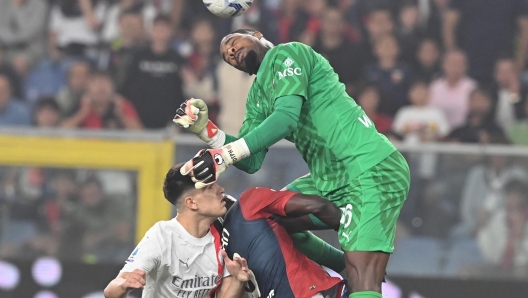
[173,98,225,148]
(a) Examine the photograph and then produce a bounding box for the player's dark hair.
[153,14,172,26]
[231,28,257,36]
[163,163,195,206]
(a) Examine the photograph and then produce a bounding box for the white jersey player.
[104,163,251,298]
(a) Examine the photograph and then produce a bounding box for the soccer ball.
[203,0,254,18]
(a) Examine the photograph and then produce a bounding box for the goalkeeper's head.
[163,163,235,218]
[220,29,274,75]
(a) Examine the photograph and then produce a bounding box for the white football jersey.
[121,218,224,298]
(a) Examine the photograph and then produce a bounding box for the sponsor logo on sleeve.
[126,247,140,263]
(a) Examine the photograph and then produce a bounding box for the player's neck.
[176,213,214,238]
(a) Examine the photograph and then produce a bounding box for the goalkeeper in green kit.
[174,29,410,298]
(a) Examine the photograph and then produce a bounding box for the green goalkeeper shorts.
[286,151,410,253]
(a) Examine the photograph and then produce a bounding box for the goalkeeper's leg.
[331,151,410,298]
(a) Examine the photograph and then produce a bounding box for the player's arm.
[241,188,341,230]
[216,251,251,298]
[219,94,303,174]
[283,193,341,230]
[104,270,146,298]
[104,227,161,298]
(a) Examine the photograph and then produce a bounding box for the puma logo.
[179,258,190,268]
[342,231,351,242]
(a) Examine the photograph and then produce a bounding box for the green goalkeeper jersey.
[237,42,396,193]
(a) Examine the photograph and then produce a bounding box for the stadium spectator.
[48,0,108,59]
[276,0,302,43]
[120,14,184,129]
[66,176,133,263]
[396,1,423,64]
[104,10,147,90]
[33,97,62,127]
[393,81,449,143]
[364,34,412,116]
[0,74,30,126]
[294,0,328,46]
[56,61,91,117]
[101,0,156,44]
[412,39,441,83]
[443,0,528,84]
[181,19,219,123]
[62,71,142,130]
[447,89,505,144]
[393,81,449,233]
[0,0,48,64]
[428,50,476,128]
[490,58,528,132]
[45,170,79,260]
[0,44,23,99]
[21,51,69,105]
[477,180,528,276]
[312,7,361,90]
[509,100,528,146]
[357,7,395,68]
[355,83,392,135]
[453,136,527,239]
[413,0,448,44]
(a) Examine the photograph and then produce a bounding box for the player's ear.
[253,31,263,40]
[184,195,198,211]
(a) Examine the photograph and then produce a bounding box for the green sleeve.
[243,95,302,153]
[224,95,302,173]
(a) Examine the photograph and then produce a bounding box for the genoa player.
[174,30,410,298]
[223,187,347,298]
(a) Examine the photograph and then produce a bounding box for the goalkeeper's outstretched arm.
[225,95,303,173]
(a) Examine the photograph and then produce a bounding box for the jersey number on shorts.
[340,204,353,228]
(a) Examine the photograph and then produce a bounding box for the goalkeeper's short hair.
[231,28,257,35]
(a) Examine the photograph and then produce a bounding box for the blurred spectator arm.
[170,0,185,33]
[516,16,528,71]
[47,13,61,61]
[61,96,92,128]
[477,211,506,264]
[114,96,143,130]
[442,9,460,50]
[391,109,407,135]
[0,0,48,45]
[79,0,101,31]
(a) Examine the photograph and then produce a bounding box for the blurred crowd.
[0,0,526,143]
[1,0,528,278]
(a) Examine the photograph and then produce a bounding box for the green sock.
[290,231,345,272]
[350,291,382,298]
